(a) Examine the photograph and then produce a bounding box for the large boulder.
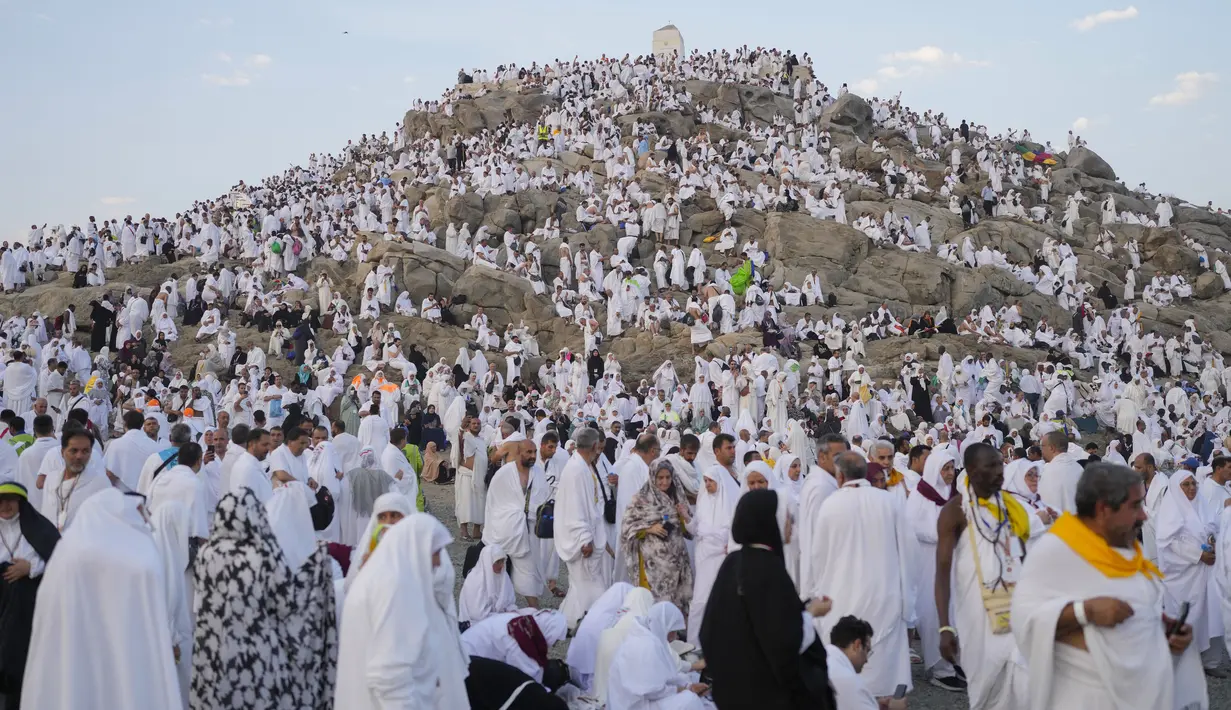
[1195,272,1224,300]
[446,193,486,229]
[734,84,794,126]
[959,220,1064,263]
[764,212,869,286]
[1176,206,1231,238]
[821,94,874,141]
[451,265,552,329]
[1064,147,1117,181]
[847,250,955,306]
[1150,243,1201,277]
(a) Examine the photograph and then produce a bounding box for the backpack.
[291,239,303,256]
[534,499,555,538]
[310,486,335,531]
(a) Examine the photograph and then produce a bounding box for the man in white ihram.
[1039,431,1084,514]
[482,438,549,608]
[1013,462,1206,710]
[808,451,914,701]
[555,426,614,629]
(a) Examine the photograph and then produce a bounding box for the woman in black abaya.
[699,489,835,710]
[910,374,934,423]
[0,481,60,709]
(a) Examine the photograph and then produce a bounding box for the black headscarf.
[730,489,784,560]
[700,489,834,710]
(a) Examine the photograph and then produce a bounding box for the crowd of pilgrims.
[1,44,1231,710]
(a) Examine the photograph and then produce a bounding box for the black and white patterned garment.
[282,540,338,710]
[191,490,294,710]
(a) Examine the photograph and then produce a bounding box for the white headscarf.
[1003,459,1042,506]
[739,460,776,494]
[1156,470,1209,548]
[336,514,469,708]
[22,489,183,710]
[696,465,738,539]
[921,449,957,500]
[346,492,415,590]
[773,454,802,493]
[593,587,656,699]
[457,542,516,624]
[266,481,319,571]
[565,582,635,678]
[607,601,688,710]
[1104,440,1128,467]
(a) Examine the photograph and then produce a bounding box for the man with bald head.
[934,442,1032,708]
[1131,451,1167,563]
[18,398,49,437]
[483,437,550,608]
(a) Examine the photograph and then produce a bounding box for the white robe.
[1012,531,1206,710]
[334,516,470,709]
[810,480,913,697]
[798,465,839,596]
[481,461,549,598]
[950,486,1032,710]
[22,490,183,710]
[457,543,517,624]
[103,428,163,492]
[607,617,705,710]
[555,452,614,628]
[687,465,739,647]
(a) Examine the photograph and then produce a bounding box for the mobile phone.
[893,684,907,699]
[1169,602,1191,637]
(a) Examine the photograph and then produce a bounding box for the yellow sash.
[1050,513,1162,580]
[970,483,1031,543]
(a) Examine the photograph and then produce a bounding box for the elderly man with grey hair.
[807,447,915,700]
[135,422,195,494]
[867,438,915,505]
[555,425,615,629]
[1013,462,1204,710]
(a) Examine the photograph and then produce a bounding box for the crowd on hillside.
[1,43,1228,710]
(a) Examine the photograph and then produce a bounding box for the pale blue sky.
[0,0,1224,243]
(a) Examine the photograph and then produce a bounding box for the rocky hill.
[8,77,1231,392]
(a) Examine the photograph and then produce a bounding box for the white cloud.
[1071,6,1139,32]
[202,53,269,88]
[403,75,417,84]
[871,46,988,84]
[879,46,988,69]
[99,196,136,206]
[1149,72,1217,106]
[34,12,52,21]
[882,46,948,64]
[197,17,234,28]
[202,72,252,87]
[1072,117,1089,131]
[851,79,879,95]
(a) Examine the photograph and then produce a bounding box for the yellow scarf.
[970,483,1031,543]
[886,468,905,489]
[1050,513,1163,580]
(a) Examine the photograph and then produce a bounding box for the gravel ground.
[423,482,1231,708]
